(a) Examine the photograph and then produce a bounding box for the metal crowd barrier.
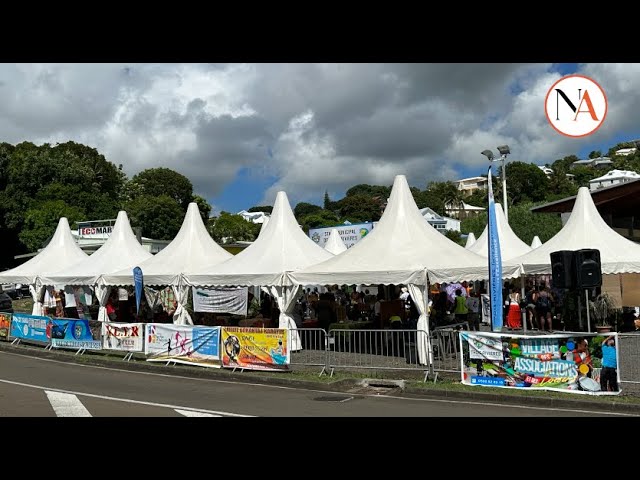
[325,328,429,380]
[618,333,640,390]
[289,328,329,375]
[430,326,465,376]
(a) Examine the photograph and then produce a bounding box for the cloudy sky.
[1,63,638,213]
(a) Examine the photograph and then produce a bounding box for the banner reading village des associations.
[459,332,622,395]
[145,323,221,368]
[221,327,289,371]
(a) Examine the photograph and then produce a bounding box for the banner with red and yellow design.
[221,327,289,371]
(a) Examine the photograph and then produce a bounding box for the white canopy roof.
[325,228,347,255]
[291,175,506,286]
[42,211,153,286]
[464,231,476,248]
[0,217,88,285]
[184,191,334,287]
[506,187,640,275]
[467,203,532,261]
[531,235,542,249]
[101,203,232,286]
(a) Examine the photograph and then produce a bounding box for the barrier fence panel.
[289,328,328,374]
[327,329,428,376]
[431,326,465,375]
[618,333,640,387]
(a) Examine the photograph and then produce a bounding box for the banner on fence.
[460,332,621,395]
[0,312,11,341]
[145,324,220,367]
[221,327,289,371]
[50,318,102,350]
[102,322,144,352]
[192,287,248,316]
[10,313,51,344]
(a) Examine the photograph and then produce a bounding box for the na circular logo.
[544,74,607,138]
[311,232,320,243]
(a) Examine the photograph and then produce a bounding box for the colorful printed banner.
[460,332,622,395]
[10,313,51,344]
[50,318,102,350]
[145,323,220,368]
[0,312,11,341]
[102,322,144,352]
[221,327,289,371]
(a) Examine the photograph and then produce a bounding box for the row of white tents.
[3,175,640,360]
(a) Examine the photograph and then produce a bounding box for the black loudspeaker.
[550,250,576,289]
[575,249,602,288]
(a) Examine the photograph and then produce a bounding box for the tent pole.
[521,274,527,333]
[585,289,591,333]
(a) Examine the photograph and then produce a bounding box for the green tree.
[570,165,601,188]
[444,229,464,246]
[506,202,563,244]
[126,167,193,209]
[551,154,579,173]
[323,190,331,210]
[125,194,184,240]
[588,150,603,159]
[209,213,261,243]
[19,200,86,252]
[299,210,340,232]
[0,141,126,266]
[294,202,322,219]
[422,181,462,216]
[335,194,383,222]
[500,161,550,205]
[345,184,391,199]
[460,212,487,239]
[247,205,273,214]
[192,194,212,222]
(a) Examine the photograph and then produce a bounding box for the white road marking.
[175,409,221,417]
[0,350,636,416]
[0,377,252,417]
[45,391,92,417]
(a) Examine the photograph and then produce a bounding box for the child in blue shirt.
[600,335,618,392]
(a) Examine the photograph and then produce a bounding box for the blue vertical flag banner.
[133,267,143,316]
[487,167,503,331]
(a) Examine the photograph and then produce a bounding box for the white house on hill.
[419,207,461,232]
[589,169,640,191]
[237,210,270,224]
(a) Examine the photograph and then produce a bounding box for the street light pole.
[501,154,508,222]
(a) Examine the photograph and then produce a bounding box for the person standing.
[600,335,618,392]
[465,286,481,331]
[453,289,468,325]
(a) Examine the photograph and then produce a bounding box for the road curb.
[2,341,639,414]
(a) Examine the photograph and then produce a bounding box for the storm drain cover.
[313,395,353,402]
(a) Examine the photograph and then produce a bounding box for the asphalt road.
[0,350,634,417]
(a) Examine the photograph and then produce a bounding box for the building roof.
[531,178,640,218]
[590,169,640,183]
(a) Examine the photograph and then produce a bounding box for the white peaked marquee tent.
[467,203,532,261]
[184,191,334,349]
[464,231,476,248]
[102,203,233,325]
[530,236,542,249]
[0,217,88,315]
[290,175,512,366]
[324,228,348,255]
[506,187,640,275]
[42,211,153,322]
